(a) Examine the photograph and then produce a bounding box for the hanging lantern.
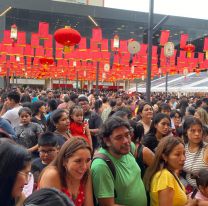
[128,40,141,54]
[184,44,195,58]
[10,24,18,43]
[54,26,81,53]
[73,61,77,67]
[113,34,119,50]
[104,63,110,72]
[39,57,54,68]
[164,42,175,58]
[16,56,20,62]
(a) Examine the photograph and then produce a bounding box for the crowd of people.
[1,86,208,206]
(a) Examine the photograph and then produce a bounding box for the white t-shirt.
[2,106,22,128]
[23,173,34,197]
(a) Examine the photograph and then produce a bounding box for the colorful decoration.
[184,43,195,58]
[128,40,140,54]
[10,24,18,44]
[54,26,81,52]
[113,34,119,50]
[0,22,205,82]
[39,57,54,66]
[180,34,189,49]
[160,30,170,46]
[164,42,175,58]
[203,37,208,59]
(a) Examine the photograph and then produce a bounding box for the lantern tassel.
[64,46,74,53]
[206,51,208,59]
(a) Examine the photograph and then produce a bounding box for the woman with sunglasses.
[0,142,32,206]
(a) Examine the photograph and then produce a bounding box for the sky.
[105,0,208,20]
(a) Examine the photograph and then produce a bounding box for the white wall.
[88,0,104,6]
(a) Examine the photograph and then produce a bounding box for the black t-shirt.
[84,111,102,130]
[54,132,68,146]
[31,116,47,132]
[31,158,47,184]
[84,111,102,149]
[31,158,46,173]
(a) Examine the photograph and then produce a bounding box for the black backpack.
[91,153,117,206]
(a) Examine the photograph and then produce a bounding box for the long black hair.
[147,113,170,136]
[31,101,45,116]
[0,142,31,206]
[47,109,67,132]
[183,116,204,148]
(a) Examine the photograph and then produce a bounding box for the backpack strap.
[137,144,144,163]
[92,153,116,179]
[92,152,117,199]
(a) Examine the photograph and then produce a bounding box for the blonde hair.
[196,108,208,125]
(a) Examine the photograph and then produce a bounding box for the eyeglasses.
[39,149,56,155]
[18,171,32,182]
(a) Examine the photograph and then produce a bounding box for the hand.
[85,124,90,135]
[3,99,10,109]
[186,198,198,206]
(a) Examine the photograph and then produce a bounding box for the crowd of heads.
[1,87,208,205]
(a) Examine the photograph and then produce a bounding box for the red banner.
[160,30,170,46]
[180,34,189,49]
[204,37,208,51]
[92,27,102,43]
[38,22,49,39]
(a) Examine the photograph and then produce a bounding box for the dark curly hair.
[99,116,131,149]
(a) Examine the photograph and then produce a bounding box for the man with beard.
[91,116,147,206]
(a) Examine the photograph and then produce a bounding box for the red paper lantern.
[54,27,81,52]
[184,44,195,58]
[39,57,54,67]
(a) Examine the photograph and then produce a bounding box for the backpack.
[91,153,117,206]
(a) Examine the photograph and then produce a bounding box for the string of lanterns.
[0,22,207,82]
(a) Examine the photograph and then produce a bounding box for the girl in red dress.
[69,106,92,148]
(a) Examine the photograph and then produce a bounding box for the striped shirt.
[183,143,208,187]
